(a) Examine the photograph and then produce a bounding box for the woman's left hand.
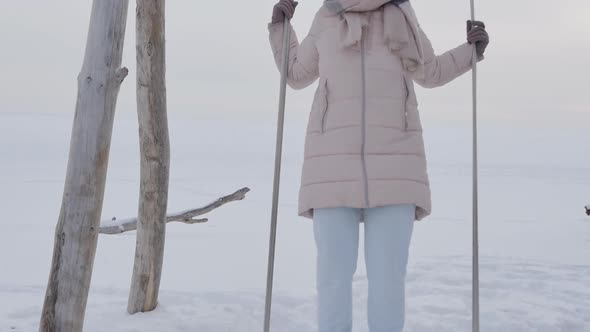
[466,20,489,58]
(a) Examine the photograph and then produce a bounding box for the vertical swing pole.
[264,17,291,332]
[469,0,480,331]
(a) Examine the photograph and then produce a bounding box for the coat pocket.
[319,78,329,133]
[309,78,329,134]
[401,74,421,131]
[401,74,409,131]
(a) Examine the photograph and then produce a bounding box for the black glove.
[467,20,489,59]
[272,0,299,24]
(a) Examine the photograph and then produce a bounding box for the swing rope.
[263,18,292,332]
[469,0,481,331]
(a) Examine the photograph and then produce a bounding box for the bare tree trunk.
[39,1,129,331]
[128,0,170,314]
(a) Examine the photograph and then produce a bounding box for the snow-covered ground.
[1,110,589,331]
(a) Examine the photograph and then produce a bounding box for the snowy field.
[0,110,589,332]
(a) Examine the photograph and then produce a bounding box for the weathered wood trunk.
[128,0,170,314]
[39,1,129,331]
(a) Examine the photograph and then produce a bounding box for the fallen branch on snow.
[99,187,250,235]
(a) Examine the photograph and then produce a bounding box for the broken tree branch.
[100,187,250,235]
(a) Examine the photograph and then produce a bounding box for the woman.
[268,0,489,331]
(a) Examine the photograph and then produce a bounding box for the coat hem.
[298,180,431,221]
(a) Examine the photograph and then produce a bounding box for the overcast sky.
[0,0,588,129]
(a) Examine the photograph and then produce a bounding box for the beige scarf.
[325,0,424,75]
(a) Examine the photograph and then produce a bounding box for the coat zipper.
[360,27,370,208]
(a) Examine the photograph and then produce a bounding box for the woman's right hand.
[272,0,299,24]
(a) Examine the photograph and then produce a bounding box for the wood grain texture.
[128,0,170,315]
[39,1,129,331]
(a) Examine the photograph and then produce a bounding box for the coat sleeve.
[412,25,483,89]
[268,21,320,90]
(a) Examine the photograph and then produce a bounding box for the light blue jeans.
[313,205,415,332]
